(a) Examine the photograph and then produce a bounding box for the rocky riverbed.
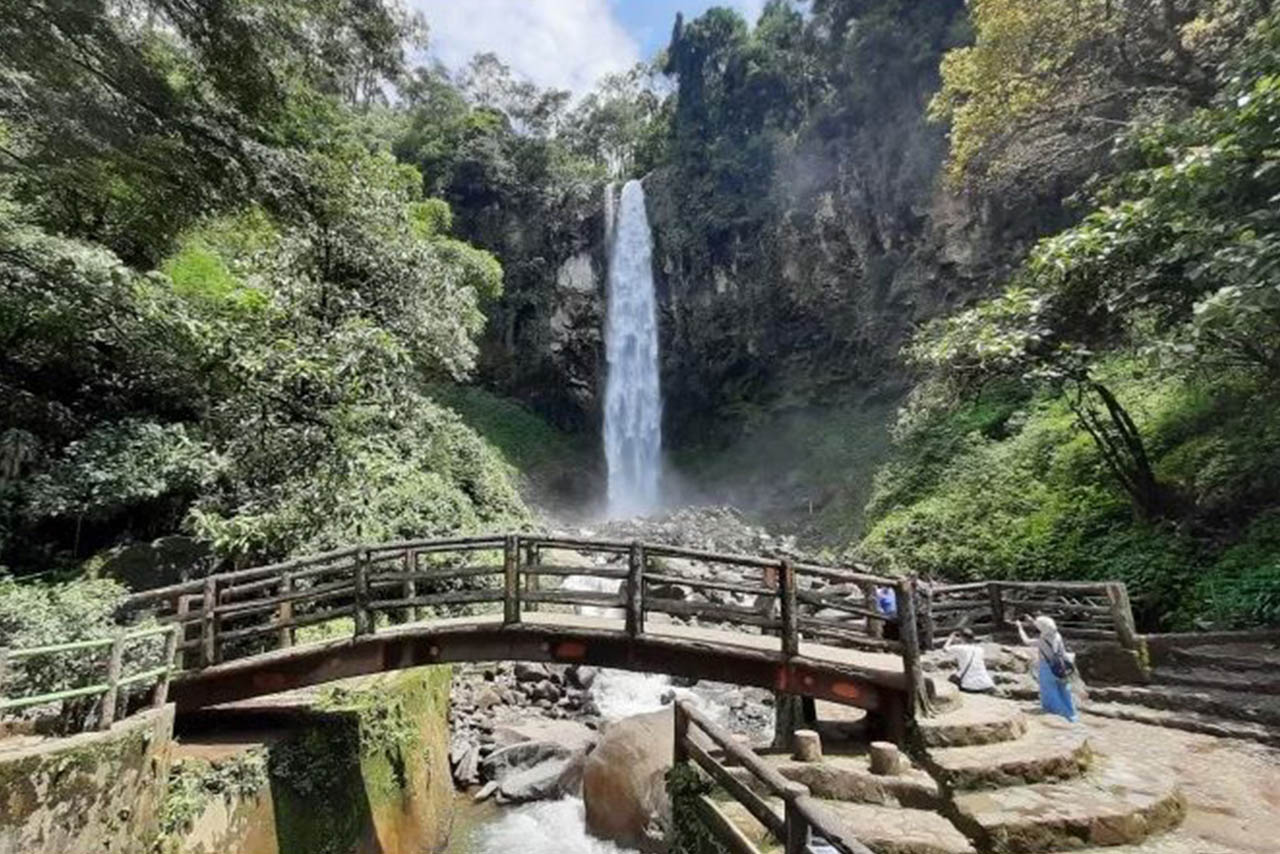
[446,508,788,812]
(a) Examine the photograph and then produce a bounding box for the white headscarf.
[1034,615,1064,658]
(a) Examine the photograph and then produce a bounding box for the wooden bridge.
[1,533,1143,739]
[114,534,936,733]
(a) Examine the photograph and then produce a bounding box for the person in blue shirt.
[874,586,899,640]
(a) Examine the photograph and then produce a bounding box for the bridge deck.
[169,611,920,715]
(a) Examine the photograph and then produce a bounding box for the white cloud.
[411,0,641,95]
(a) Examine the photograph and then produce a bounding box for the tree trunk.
[1069,380,1171,520]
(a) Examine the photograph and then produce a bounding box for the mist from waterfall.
[603,179,662,518]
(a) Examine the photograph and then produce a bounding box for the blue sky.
[412,1,768,95]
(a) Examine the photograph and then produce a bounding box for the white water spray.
[604,180,663,518]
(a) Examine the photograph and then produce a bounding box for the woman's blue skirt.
[1037,659,1078,722]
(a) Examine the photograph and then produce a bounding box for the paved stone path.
[1075,712,1280,854]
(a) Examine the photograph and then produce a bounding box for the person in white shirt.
[943,627,996,693]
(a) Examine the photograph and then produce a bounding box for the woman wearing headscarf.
[1016,614,1078,721]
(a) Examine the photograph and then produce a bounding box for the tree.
[930,0,1268,196]
[911,9,1280,520]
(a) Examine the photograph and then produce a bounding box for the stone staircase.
[1082,642,1280,747]
[713,691,1188,854]
[918,697,1184,854]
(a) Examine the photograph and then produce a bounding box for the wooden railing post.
[783,782,812,854]
[503,535,520,625]
[673,699,689,763]
[1106,582,1139,650]
[626,540,645,637]
[99,631,125,730]
[278,572,295,649]
[174,594,192,672]
[353,549,372,636]
[919,582,935,649]
[779,559,798,657]
[895,576,927,720]
[402,549,418,624]
[200,576,218,668]
[987,582,1006,632]
[524,541,540,614]
[153,625,179,708]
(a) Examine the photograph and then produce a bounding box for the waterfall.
[603,179,662,518]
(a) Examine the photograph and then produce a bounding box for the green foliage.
[427,384,589,473]
[666,763,730,854]
[0,9,530,574]
[930,0,1265,194]
[24,422,220,523]
[0,576,163,721]
[863,360,1280,627]
[157,751,269,844]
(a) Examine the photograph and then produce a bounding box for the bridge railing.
[118,535,929,714]
[0,623,180,732]
[673,699,874,854]
[921,580,1139,651]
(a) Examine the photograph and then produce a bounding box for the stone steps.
[713,794,977,854]
[1150,665,1280,695]
[1167,643,1280,673]
[926,717,1091,791]
[918,694,1028,748]
[949,755,1185,854]
[1083,700,1280,747]
[1042,835,1237,854]
[811,799,977,854]
[1087,684,1280,728]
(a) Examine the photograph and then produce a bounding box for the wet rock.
[480,740,575,783]
[539,680,564,702]
[497,758,573,803]
[583,708,674,852]
[453,744,480,786]
[514,662,550,683]
[568,665,599,690]
[475,685,504,711]
[647,583,686,601]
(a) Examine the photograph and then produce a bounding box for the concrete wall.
[164,665,454,854]
[0,705,175,854]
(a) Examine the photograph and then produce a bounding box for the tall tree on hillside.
[930,0,1268,197]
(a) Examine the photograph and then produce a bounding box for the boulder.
[568,665,599,690]
[475,685,504,711]
[514,662,550,683]
[497,758,572,803]
[480,741,574,783]
[492,720,596,752]
[583,709,673,852]
[497,748,592,803]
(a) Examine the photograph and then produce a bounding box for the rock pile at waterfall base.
[591,505,797,556]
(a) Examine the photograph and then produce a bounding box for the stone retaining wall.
[0,706,175,854]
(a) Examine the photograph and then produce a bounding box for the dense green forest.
[2,0,1278,636]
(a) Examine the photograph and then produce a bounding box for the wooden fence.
[119,534,930,714]
[921,580,1138,650]
[0,624,180,731]
[674,699,874,854]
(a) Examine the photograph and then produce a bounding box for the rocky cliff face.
[474,203,608,435]
[642,113,1071,454]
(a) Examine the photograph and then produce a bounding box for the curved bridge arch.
[166,613,915,717]
[123,534,934,729]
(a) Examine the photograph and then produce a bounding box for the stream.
[446,662,769,854]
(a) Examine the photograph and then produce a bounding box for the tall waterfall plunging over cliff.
[604,180,662,517]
